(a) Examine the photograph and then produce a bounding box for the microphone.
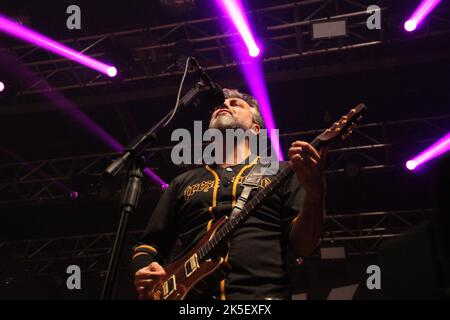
[189,57,225,108]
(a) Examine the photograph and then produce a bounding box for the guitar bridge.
[162,275,176,299]
[184,254,199,278]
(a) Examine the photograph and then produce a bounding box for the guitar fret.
[224,223,231,235]
[221,228,227,238]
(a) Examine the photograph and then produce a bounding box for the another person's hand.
[134,262,166,300]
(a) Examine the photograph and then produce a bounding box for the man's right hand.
[134,262,166,300]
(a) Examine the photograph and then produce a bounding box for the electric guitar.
[146,104,367,300]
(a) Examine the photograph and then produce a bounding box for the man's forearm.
[289,190,325,256]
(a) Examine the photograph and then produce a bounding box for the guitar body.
[148,216,231,300]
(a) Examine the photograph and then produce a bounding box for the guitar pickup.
[162,275,176,299]
[184,254,199,278]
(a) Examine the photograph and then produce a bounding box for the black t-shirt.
[131,160,304,300]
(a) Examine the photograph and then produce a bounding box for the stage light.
[107,66,118,77]
[216,0,261,58]
[404,20,417,32]
[248,46,260,58]
[406,160,417,171]
[406,132,450,171]
[0,81,4,92]
[404,0,442,32]
[0,13,117,77]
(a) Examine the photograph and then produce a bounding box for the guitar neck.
[197,137,324,260]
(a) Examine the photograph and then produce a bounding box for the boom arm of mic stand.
[103,83,207,179]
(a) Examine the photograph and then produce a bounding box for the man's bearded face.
[209,98,256,131]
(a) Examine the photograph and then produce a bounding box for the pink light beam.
[217,0,261,57]
[404,0,442,32]
[0,13,117,77]
[406,132,450,170]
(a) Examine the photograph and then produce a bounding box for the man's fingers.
[289,145,320,162]
[290,154,318,167]
[148,262,165,271]
[291,141,320,158]
[135,279,157,287]
[135,271,165,281]
[289,148,320,163]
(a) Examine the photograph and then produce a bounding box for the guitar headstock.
[315,104,367,148]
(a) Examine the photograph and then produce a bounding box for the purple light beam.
[0,43,167,188]
[216,0,261,57]
[240,60,284,161]
[0,81,4,92]
[216,1,283,160]
[406,132,450,170]
[404,0,442,32]
[0,13,117,77]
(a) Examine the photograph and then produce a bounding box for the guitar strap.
[229,158,268,219]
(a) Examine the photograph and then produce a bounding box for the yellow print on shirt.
[184,180,215,200]
[183,176,272,200]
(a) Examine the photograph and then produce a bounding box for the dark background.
[0,0,449,299]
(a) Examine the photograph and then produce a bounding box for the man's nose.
[222,101,232,109]
[216,101,230,110]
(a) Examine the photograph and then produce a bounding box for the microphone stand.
[100,81,214,300]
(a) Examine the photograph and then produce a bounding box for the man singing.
[131,89,327,300]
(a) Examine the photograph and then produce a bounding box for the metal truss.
[0,231,143,278]
[320,208,433,257]
[0,208,432,278]
[1,113,449,205]
[2,0,450,95]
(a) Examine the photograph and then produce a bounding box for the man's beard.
[209,113,249,132]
